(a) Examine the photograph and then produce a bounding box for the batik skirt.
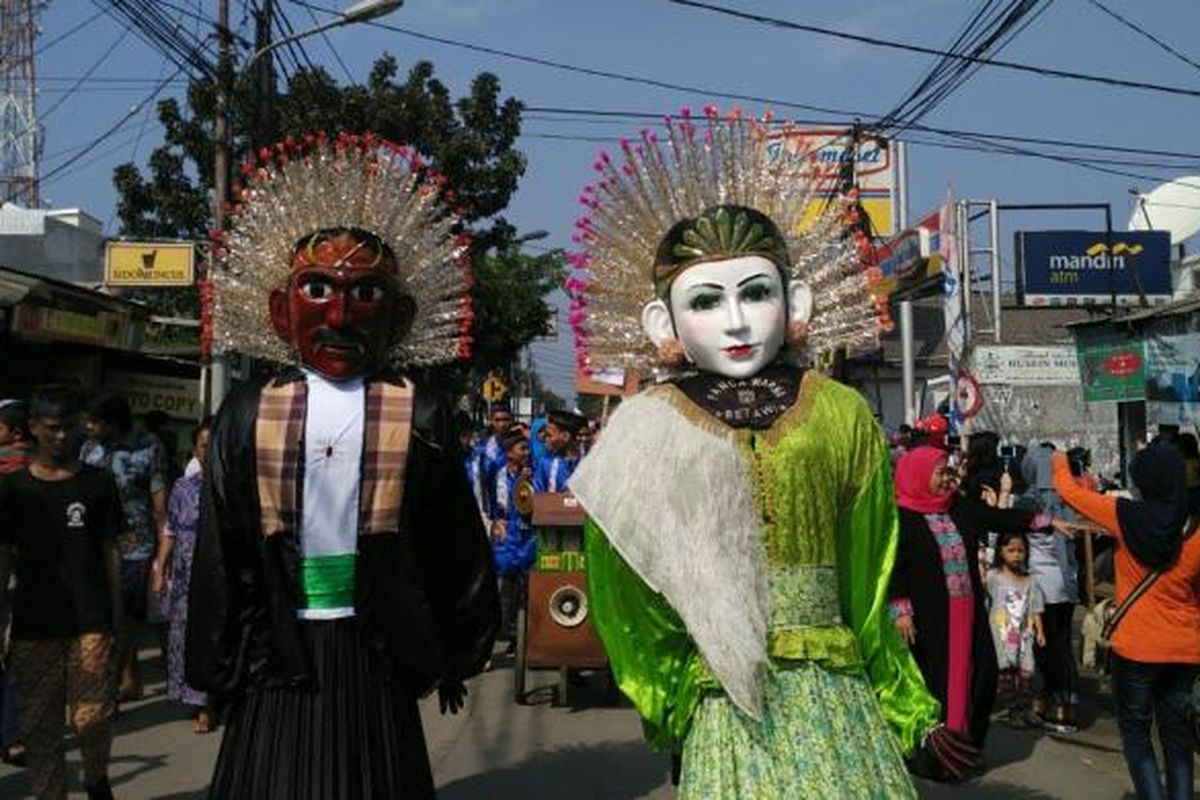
[679,662,917,800]
[209,618,434,800]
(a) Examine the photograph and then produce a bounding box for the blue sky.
[32,0,1200,399]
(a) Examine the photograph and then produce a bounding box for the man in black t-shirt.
[0,387,123,800]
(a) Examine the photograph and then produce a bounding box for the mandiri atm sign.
[1015,230,1172,307]
[105,241,195,287]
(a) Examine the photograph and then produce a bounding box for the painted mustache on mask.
[313,328,368,354]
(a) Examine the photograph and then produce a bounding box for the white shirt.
[298,371,365,619]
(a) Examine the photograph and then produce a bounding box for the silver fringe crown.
[213,132,474,368]
[566,107,890,374]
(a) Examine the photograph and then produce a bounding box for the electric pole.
[208,0,233,412]
[254,0,276,147]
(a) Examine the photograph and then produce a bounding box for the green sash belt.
[300,554,356,609]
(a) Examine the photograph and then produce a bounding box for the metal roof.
[1063,292,1200,329]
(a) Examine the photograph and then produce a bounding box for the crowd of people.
[1,381,1198,800]
[0,384,600,798]
[888,419,1200,800]
[463,403,594,648]
[0,390,213,799]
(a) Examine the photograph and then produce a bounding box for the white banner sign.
[104,371,201,420]
[972,345,1080,386]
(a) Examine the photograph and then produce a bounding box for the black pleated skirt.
[209,618,435,800]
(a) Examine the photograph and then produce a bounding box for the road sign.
[954,370,983,418]
[482,376,508,402]
[105,241,195,287]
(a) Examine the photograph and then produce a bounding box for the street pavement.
[0,648,1192,798]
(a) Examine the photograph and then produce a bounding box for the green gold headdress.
[566,107,888,374]
[652,205,790,298]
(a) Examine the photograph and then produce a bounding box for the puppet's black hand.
[921,725,980,781]
[438,680,467,715]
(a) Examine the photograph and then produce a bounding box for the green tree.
[112,56,552,369]
[470,226,565,370]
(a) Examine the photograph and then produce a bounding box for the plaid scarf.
[255,377,414,540]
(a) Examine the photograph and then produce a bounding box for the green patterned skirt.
[680,662,917,800]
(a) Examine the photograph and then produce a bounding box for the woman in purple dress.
[153,419,213,733]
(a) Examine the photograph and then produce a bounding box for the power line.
[520,123,1200,172]
[247,0,295,88]
[522,132,617,144]
[91,0,217,80]
[35,8,108,56]
[41,120,145,160]
[294,0,354,83]
[1083,0,1200,74]
[36,85,187,94]
[667,0,1200,100]
[289,0,870,119]
[290,0,1197,186]
[898,133,1200,171]
[40,28,130,120]
[878,0,1053,136]
[152,0,230,37]
[43,132,147,188]
[41,67,185,184]
[38,76,189,83]
[524,105,1200,163]
[275,4,322,77]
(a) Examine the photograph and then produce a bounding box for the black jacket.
[185,369,499,704]
[890,498,1035,746]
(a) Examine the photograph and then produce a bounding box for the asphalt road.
[0,648,1187,799]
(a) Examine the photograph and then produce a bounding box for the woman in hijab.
[961,431,1004,506]
[1052,443,1200,800]
[1020,444,1082,732]
[889,446,1059,753]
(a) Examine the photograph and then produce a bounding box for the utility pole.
[254,0,276,147]
[209,0,232,413]
[895,140,917,424]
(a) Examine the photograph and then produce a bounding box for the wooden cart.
[513,492,609,705]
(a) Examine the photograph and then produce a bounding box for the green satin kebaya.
[574,371,940,798]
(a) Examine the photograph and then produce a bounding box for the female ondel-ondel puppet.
[186,132,499,800]
[566,108,979,798]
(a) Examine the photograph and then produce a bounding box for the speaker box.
[524,570,607,669]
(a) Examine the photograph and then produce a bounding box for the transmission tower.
[0,0,39,207]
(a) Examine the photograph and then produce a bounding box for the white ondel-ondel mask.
[641,254,813,379]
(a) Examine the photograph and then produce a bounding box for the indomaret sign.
[105,241,195,287]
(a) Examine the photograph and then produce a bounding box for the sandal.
[193,709,216,734]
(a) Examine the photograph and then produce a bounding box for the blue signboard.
[1016,229,1172,306]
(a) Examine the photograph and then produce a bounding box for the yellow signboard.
[105,241,195,287]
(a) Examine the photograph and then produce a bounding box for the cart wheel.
[513,606,527,704]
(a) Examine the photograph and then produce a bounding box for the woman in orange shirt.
[1052,443,1200,800]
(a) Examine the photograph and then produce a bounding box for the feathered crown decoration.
[565,106,891,375]
[212,132,474,368]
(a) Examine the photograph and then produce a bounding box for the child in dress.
[986,531,1045,728]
